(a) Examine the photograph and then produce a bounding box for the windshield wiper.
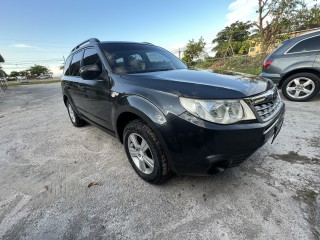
[146,68,174,73]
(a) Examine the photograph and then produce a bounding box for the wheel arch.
[280,68,320,87]
[63,95,68,106]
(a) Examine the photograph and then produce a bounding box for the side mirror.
[80,64,101,80]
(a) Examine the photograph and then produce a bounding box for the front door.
[77,47,112,130]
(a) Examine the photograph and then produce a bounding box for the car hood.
[120,69,273,99]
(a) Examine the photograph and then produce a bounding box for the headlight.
[179,97,256,124]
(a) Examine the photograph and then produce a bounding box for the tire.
[281,72,320,101]
[66,100,86,127]
[123,119,171,184]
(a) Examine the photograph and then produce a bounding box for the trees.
[27,65,49,77]
[10,71,19,77]
[255,0,306,52]
[182,37,206,65]
[212,21,253,58]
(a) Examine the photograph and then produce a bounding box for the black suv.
[61,38,285,183]
[260,30,320,101]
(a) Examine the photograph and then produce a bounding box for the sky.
[0,0,304,76]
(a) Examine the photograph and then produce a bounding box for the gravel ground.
[0,83,319,240]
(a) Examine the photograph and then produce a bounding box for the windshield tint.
[101,43,187,74]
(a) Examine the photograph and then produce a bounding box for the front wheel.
[123,119,171,184]
[281,73,320,101]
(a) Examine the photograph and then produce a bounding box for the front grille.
[252,88,282,122]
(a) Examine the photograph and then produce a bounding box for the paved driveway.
[0,83,319,240]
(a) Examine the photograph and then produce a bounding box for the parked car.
[6,76,17,81]
[61,38,285,184]
[260,30,320,101]
[17,76,28,83]
[37,74,52,79]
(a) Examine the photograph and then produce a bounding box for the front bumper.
[158,103,285,176]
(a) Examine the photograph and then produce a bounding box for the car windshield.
[101,43,187,74]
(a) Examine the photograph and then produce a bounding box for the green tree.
[290,3,320,31]
[10,71,19,77]
[27,65,49,77]
[182,37,206,65]
[19,70,26,76]
[212,21,253,58]
[255,0,305,52]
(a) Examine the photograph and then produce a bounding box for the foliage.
[207,54,268,75]
[255,0,305,52]
[286,3,320,31]
[182,37,206,65]
[10,71,20,77]
[212,21,253,58]
[27,65,50,76]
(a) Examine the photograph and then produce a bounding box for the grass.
[7,78,61,86]
[194,54,268,76]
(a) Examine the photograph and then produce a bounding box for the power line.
[0,38,74,44]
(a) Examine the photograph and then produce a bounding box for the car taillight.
[263,59,273,68]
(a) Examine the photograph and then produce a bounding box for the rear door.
[77,47,112,129]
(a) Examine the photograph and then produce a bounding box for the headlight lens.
[179,97,256,124]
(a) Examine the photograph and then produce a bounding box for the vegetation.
[8,79,60,86]
[8,65,51,78]
[182,37,206,66]
[181,1,320,74]
[212,21,253,58]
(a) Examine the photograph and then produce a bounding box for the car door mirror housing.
[80,64,101,80]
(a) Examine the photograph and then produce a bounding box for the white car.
[37,74,52,79]
[17,76,28,83]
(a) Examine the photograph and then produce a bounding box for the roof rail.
[71,38,100,52]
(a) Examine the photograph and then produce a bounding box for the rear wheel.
[123,119,171,184]
[66,100,85,127]
[281,73,320,101]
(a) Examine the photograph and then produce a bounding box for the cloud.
[226,0,257,26]
[10,43,35,48]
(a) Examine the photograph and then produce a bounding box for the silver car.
[260,30,320,101]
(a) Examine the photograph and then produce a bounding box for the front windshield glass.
[101,43,187,74]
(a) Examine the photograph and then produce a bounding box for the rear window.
[63,56,72,76]
[69,50,83,76]
[287,35,320,54]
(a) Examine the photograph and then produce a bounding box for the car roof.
[290,30,320,42]
[100,41,153,45]
[68,39,154,56]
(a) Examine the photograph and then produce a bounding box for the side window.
[70,50,83,76]
[63,55,72,76]
[83,48,102,68]
[287,36,320,53]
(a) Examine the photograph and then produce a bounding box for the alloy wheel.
[286,77,315,99]
[127,133,154,174]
